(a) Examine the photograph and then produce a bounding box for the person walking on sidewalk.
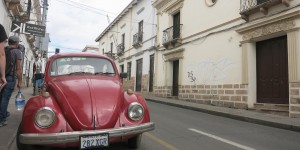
[0,35,23,127]
[0,24,7,91]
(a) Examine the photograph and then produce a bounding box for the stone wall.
[123,77,135,91]
[290,82,300,118]
[154,84,248,109]
[141,75,149,92]
[179,84,248,109]
[154,86,172,97]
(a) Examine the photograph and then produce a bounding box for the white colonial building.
[95,0,157,92]
[152,0,300,118]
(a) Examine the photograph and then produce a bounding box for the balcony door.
[173,12,180,39]
[138,21,143,42]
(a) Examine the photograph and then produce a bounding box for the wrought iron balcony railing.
[162,24,183,46]
[117,43,125,56]
[132,32,143,48]
[240,0,290,20]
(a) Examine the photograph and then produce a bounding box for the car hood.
[49,76,123,130]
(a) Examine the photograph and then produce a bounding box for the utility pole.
[34,0,48,95]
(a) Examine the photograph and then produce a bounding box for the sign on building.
[11,21,46,37]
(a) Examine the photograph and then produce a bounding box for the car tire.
[16,123,46,150]
[128,134,142,149]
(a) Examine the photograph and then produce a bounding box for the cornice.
[153,0,184,13]
[236,10,300,34]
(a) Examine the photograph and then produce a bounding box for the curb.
[146,98,300,133]
[7,131,17,150]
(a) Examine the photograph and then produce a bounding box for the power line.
[53,0,156,26]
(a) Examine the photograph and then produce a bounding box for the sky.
[46,0,132,54]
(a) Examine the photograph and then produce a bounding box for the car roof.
[48,52,111,60]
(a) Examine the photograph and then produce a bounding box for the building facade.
[152,0,300,118]
[95,0,157,93]
[1,0,44,87]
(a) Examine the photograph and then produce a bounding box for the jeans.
[0,76,16,122]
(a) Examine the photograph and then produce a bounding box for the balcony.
[117,43,125,56]
[132,32,143,48]
[162,24,183,49]
[240,0,291,21]
[5,0,31,22]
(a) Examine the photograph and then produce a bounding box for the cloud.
[47,0,131,53]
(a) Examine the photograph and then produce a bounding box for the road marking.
[189,128,256,150]
[144,132,179,150]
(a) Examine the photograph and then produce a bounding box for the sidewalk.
[0,87,34,150]
[144,94,300,133]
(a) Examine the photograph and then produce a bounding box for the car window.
[50,57,115,76]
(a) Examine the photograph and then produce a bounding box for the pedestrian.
[0,24,7,91]
[0,35,23,127]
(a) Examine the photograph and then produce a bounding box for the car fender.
[119,91,151,127]
[22,95,68,134]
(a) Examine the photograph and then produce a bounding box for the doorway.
[256,36,289,104]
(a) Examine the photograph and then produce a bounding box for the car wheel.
[128,134,142,149]
[16,123,46,150]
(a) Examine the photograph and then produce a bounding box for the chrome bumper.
[20,122,155,145]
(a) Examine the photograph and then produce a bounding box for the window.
[127,62,131,80]
[138,21,143,42]
[110,42,113,54]
[122,34,125,45]
[173,12,180,39]
[139,21,143,34]
[50,57,115,76]
[120,64,124,73]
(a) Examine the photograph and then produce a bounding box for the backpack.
[5,46,15,76]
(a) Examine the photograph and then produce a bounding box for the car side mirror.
[120,72,127,78]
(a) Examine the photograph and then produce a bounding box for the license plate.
[80,133,109,149]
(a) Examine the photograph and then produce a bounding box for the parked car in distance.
[17,52,155,150]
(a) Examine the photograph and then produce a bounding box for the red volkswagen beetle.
[17,53,155,149]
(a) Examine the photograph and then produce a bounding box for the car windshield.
[50,57,115,76]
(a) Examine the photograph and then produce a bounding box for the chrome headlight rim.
[34,107,56,128]
[128,102,144,121]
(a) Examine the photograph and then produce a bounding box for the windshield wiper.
[94,72,115,75]
[68,72,93,75]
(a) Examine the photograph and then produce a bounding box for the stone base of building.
[153,83,300,118]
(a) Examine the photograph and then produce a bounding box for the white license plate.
[80,133,109,149]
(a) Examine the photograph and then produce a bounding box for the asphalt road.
[10,101,300,150]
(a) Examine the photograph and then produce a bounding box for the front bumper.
[20,122,155,145]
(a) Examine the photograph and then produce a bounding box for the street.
[9,101,300,150]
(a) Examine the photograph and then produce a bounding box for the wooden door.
[136,59,143,92]
[173,60,179,96]
[149,55,154,92]
[256,36,289,104]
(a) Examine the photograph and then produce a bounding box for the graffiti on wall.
[187,58,235,84]
[187,71,197,84]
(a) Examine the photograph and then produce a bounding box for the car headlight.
[128,102,144,121]
[35,107,56,128]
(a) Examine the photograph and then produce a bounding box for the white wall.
[155,0,245,87]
